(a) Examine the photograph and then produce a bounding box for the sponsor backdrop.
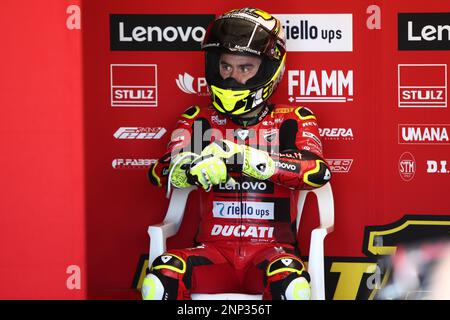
[1,0,450,300]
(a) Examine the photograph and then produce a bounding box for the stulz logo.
[398,13,450,50]
[274,14,353,52]
[398,64,447,108]
[427,160,449,174]
[288,69,353,103]
[326,159,353,173]
[110,64,158,107]
[110,14,215,51]
[320,128,354,140]
[398,152,416,182]
[398,124,450,145]
[176,72,209,96]
[114,127,166,140]
[112,158,156,169]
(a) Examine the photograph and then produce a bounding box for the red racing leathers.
[147,103,331,299]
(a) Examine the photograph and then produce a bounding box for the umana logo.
[110,14,215,51]
[399,124,450,145]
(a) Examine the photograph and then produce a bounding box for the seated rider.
[143,8,331,300]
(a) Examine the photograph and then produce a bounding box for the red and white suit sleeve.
[270,107,331,190]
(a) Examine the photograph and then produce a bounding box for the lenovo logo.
[110,14,215,51]
[398,13,450,50]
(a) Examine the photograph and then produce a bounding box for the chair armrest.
[148,222,179,266]
[147,187,196,267]
[308,226,332,300]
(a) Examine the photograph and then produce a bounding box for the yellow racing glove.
[201,139,275,180]
[186,154,231,191]
[167,152,199,189]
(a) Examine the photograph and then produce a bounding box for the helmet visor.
[202,18,279,59]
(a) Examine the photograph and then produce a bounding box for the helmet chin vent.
[220,77,247,89]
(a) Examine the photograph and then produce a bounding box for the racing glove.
[167,152,198,189]
[185,154,231,192]
[167,151,234,193]
[201,139,275,181]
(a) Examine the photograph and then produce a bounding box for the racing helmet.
[201,8,286,116]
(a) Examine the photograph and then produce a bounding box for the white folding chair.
[147,183,334,300]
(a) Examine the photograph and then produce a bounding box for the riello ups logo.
[110,14,215,51]
[398,13,450,50]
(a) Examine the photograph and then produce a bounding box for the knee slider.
[142,273,165,300]
[267,256,307,277]
[151,253,186,274]
[285,275,311,300]
[142,253,187,300]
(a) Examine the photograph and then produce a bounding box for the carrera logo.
[113,127,166,140]
[398,64,447,108]
[176,72,209,96]
[398,13,450,50]
[112,158,156,169]
[211,224,274,238]
[212,201,275,220]
[274,14,353,52]
[110,14,215,51]
[398,124,450,144]
[398,152,416,182]
[288,69,353,103]
[110,64,158,107]
[427,160,449,174]
[319,128,354,140]
[326,159,353,173]
[213,179,274,194]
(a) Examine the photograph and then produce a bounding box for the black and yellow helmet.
[201,8,286,116]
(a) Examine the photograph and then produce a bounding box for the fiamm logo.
[132,215,450,300]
